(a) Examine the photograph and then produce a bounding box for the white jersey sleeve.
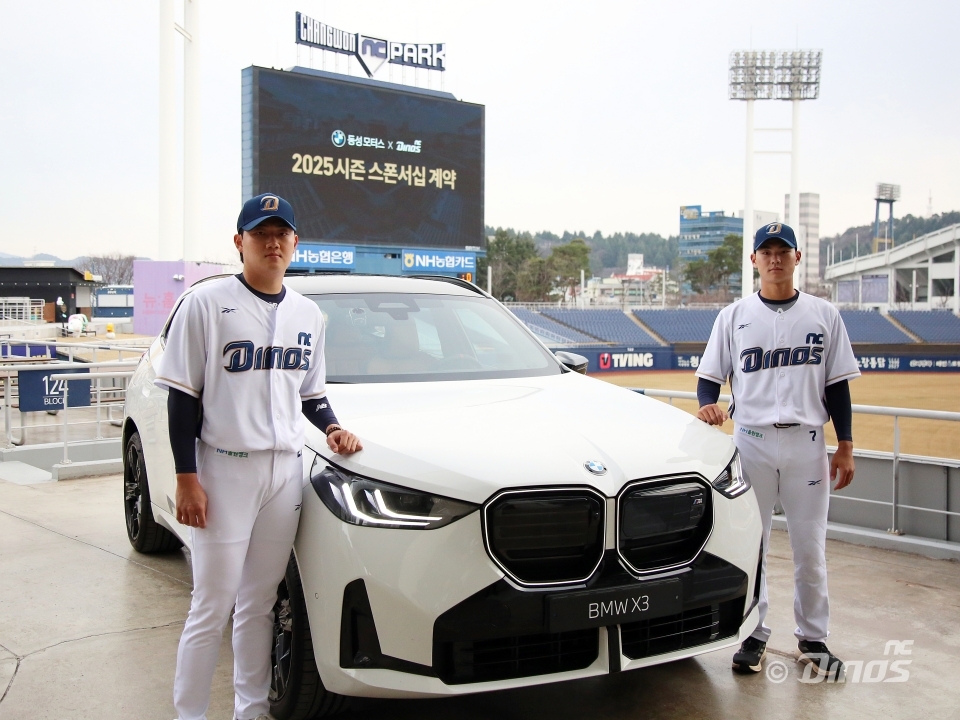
[824,309,861,386]
[299,311,327,401]
[155,293,208,398]
[696,308,733,385]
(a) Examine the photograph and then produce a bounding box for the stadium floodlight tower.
[873,183,900,253]
[729,50,822,298]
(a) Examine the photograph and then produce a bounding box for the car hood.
[309,373,735,505]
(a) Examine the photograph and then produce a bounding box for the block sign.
[18,368,91,412]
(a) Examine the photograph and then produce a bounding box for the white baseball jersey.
[696,292,860,427]
[154,276,327,453]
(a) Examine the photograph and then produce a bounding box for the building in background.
[133,261,229,336]
[680,206,780,262]
[784,192,820,292]
[0,266,101,321]
[678,206,743,260]
[737,209,780,234]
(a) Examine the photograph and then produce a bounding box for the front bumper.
[294,476,762,699]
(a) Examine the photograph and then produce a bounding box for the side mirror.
[555,351,588,375]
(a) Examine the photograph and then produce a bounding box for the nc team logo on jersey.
[740,332,825,373]
[260,195,280,211]
[765,222,782,235]
[222,332,313,373]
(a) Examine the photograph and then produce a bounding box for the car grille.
[485,490,604,585]
[620,597,743,660]
[618,479,712,573]
[436,629,599,684]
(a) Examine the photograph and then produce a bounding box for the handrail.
[628,386,960,534]
[1,338,151,352]
[629,388,960,422]
[57,371,135,463]
[0,360,140,375]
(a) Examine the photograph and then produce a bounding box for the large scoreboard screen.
[242,66,484,249]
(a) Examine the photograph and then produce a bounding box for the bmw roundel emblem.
[584,460,606,475]
[331,129,346,147]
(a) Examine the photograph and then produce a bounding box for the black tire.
[123,430,182,553]
[271,555,349,720]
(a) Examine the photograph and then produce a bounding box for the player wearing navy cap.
[696,222,859,680]
[156,192,362,720]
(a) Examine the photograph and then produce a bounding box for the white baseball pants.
[174,443,302,720]
[734,423,831,643]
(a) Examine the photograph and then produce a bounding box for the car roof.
[281,273,484,297]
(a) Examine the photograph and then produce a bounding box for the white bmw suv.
[122,274,762,718]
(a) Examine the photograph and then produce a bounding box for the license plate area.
[546,579,682,633]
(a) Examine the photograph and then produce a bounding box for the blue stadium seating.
[888,310,960,343]
[838,310,914,344]
[633,309,720,343]
[540,309,660,345]
[508,308,599,343]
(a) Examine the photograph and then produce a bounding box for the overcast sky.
[1,0,957,264]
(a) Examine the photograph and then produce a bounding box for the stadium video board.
[242,66,484,249]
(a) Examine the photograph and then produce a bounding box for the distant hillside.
[485,225,678,275]
[488,210,957,278]
[0,252,82,268]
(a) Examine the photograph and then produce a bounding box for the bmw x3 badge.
[584,460,607,475]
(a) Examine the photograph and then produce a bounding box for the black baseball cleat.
[798,640,845,679]
[732,637,767,673]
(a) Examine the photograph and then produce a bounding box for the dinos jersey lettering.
[154,276,327,453]
[696,293,860,427]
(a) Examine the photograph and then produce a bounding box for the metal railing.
[629,387,960,535]
[1,338,149,364]
[2,360,140,449]
[55,371,135,463]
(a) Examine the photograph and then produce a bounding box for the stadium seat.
[838,310,914,344]
[888,310,960,343]
[633,309,720,343]
[540,309,660,345]
[508,308,599,343]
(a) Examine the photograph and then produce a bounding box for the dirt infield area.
[598,371,960,461]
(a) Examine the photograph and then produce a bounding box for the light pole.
[729,50,822,298]
[159,0,201,262]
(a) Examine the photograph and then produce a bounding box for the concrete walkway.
[1,475,958,720]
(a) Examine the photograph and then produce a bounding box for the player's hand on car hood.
[696,403,728,427]
[327,429,363,455]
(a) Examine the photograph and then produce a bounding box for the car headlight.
[712,451,750,498]
[310,460,478,530]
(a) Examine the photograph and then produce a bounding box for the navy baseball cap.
[237,193,296,233]
[753,222,797,251]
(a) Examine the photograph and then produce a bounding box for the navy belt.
[773,423,800,429]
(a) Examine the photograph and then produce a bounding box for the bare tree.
[82,253,135,285]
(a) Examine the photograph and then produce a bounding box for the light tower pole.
[729,50,821,298]
[158,0,176,260]
[158,0,201,262]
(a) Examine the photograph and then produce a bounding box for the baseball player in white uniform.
[695,222,859,679]
[155,193,361,720]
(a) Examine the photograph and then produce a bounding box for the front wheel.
[123,430,182,553]
[270,555,348,719]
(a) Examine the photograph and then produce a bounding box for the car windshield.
[308,293,562,383]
